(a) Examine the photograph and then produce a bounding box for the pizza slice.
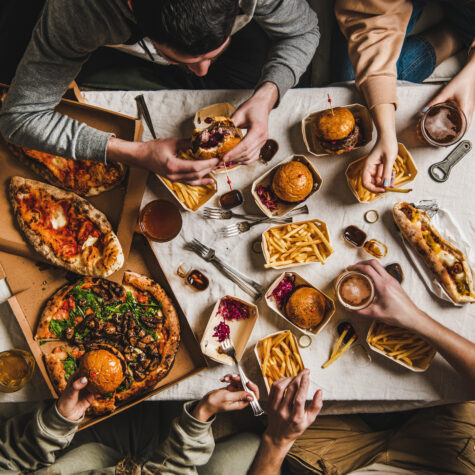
[45,344,85,393]
[7,144,127,197]
[9,177,124,277]
[393,202,475,303]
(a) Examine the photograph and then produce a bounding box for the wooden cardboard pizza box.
[1,234,207,430]
[0,85,147,284]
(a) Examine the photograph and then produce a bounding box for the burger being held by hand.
[314,107,360,155]
[78,344,126,395]
[191,116,242,160]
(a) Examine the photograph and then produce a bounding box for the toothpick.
[328,93,334,116]
[222,160,232,190]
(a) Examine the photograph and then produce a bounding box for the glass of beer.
[335,271,375,311]
[138,199,183,242]
[0,349,35,393]
[417,102,467,147]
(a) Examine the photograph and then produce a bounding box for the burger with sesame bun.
[78,344,126,395]
[191,116,242,160]
[314,107,360,154]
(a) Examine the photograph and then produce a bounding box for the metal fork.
[185,239,265,300]
[221,217,292,238]
[203,204,309,221]
[221,338,264,417]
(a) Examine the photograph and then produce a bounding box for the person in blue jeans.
[333,0,475,194]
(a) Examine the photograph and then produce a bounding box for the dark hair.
[131,0,239,56]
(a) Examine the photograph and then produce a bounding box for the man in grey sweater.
[0,0,319,185]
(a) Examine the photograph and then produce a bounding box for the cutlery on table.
[203,205,309,221]
[220,217,292,238]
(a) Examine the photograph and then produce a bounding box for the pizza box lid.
[366,320,436,372]
[302,103,374,157]
[261,218,334,270]
[345,143,418,203]
[0,87,147,284]
[2,234,207,430]
[251,155,322,218]
[264,271,335,337]
[200,295,259,365]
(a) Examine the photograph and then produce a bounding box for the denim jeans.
[331,0,475,84]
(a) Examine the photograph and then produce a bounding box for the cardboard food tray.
[193,102,242,174]
[254,330,305,393]
[366,320,436,372]
[265,272,335,336]
[302,104,373,157]
[2,234,207,430]
[261,218,333,270]
[251,155,322,218]
[0,93,147,282]
[200,295,258,365]
[155,174,218,213]
[346,143,417,203]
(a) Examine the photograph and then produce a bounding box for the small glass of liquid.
[0,349,35,393]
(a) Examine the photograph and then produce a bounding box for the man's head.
[131,0,239,76]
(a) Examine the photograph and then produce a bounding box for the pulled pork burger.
[191,116,242,160]
[315,107,360,154]
[78,344,126,395]
[285,286,326,330]
[271,161,314,203]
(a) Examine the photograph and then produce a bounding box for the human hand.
[192,374,259,422]
[425,57,475,129]
[348,259,424,329]
[264,369,322,450]
[56,375,96,422]
[223,82,278,165]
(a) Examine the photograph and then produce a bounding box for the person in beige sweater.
[334,0,475,194]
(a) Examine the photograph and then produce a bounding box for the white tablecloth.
[1,85,474,414]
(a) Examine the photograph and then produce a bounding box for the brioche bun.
[285,286,326,330]
[271,161,314,203]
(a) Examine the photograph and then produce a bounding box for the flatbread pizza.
[8,144,127,197]
[9,176,123,277]
[38,273,181,415]
[393,202,475,304]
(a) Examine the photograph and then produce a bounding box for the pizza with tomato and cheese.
[40,272,180,415]
[393,202,475,304]
[8,144,127,197]
[9,176,123,277]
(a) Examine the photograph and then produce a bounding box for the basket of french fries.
[265,272,335,336]
[262,219,334,269]
[366,321,436,372]
[251,155,322,218]
[346,143,418,203]
[156,150,218,212]
[255,330,305,392]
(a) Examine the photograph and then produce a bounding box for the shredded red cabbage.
[217,297,250,321]
[213,321,230,342]
[256,185,279,211]
[268,276,295,309]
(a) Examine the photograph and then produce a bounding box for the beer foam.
[339,275,371,306]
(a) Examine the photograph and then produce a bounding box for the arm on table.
[0,376,94,471]
[350,260,475,393]
[144,375,257,474]
[225,0,319,165]
[248,370,322,475]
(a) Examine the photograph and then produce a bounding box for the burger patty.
[319,124,360,152]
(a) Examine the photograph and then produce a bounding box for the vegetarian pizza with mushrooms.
[39,272,180,414]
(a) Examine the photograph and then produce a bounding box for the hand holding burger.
[56,375,96,421]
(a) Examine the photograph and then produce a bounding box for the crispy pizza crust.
[7,143,127,197]
[393,202,475,304]
[9,176,124,277]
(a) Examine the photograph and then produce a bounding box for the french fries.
[347,153,414,203]
[367,321,436,370]
[158,150,216,211]
[257,331,305,389]
[263,220,334,268]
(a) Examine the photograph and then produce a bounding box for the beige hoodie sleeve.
[0,402,79,471]
[335,0,414,109]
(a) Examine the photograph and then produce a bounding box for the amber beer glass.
[138,199,183,242]
[335,271,375,311]
[0,349,35,392]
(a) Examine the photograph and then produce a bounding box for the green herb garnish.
[49,319,70,338]
[61,352,78,381]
